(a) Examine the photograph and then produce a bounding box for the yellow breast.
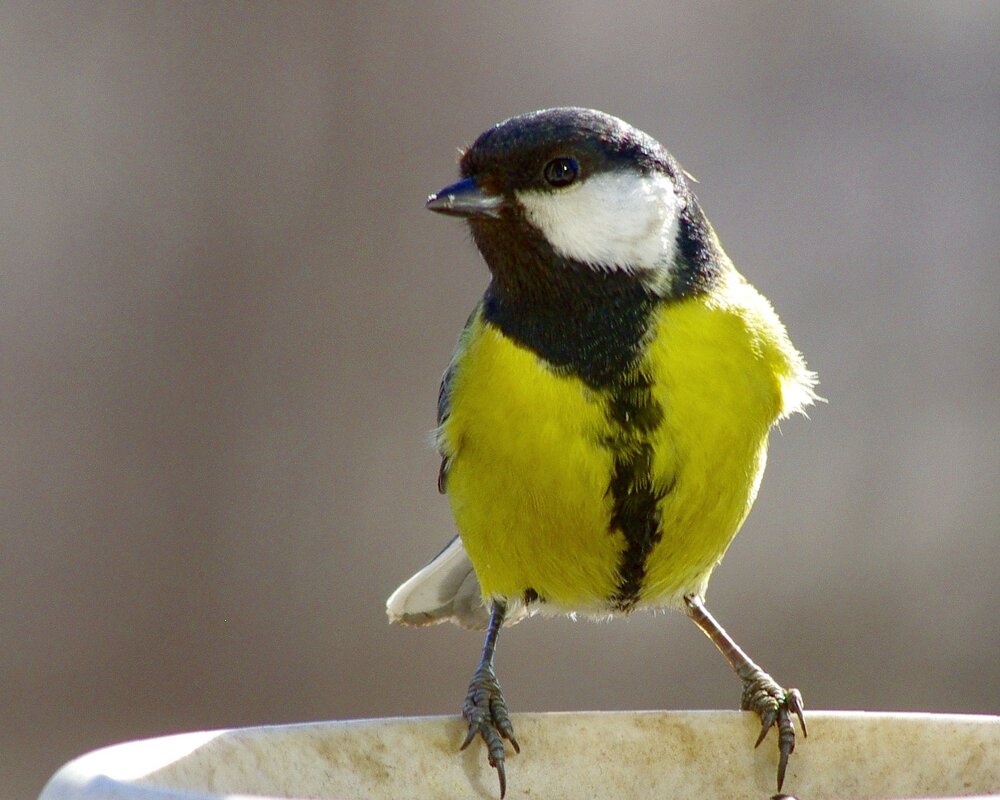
[642,270,810,602]
[438,266,814,612]
[440,316,622,609]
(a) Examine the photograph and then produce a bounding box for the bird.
[387,107,818,797]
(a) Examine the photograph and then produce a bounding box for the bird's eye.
[543,157,579,188]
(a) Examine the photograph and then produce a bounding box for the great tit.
[387,107,817,796]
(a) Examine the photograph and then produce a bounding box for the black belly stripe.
[603,370,671,611]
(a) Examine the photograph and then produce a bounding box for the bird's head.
[427,108,715,298]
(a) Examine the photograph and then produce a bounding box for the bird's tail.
[386,536,528,630]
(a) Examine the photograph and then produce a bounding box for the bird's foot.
[461,664,519,797]
[738,665,807,790]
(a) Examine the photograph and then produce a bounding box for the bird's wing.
[435,302,482,494]
[386,535,529,630]
[395,302,529,629]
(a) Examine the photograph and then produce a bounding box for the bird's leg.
[684,594,806,791]
[461,598,519,798]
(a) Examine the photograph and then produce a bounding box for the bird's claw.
[462,665,519,797]
[739,667,806,790]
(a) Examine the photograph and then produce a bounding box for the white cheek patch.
[517,170,681,274]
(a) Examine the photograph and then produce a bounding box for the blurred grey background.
[2,2,998,797]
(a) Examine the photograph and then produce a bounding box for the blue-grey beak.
[426,177,504,219]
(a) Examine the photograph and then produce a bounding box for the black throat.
[473,221,659,389]
[482,271,656,389]
[471,199,718,388]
